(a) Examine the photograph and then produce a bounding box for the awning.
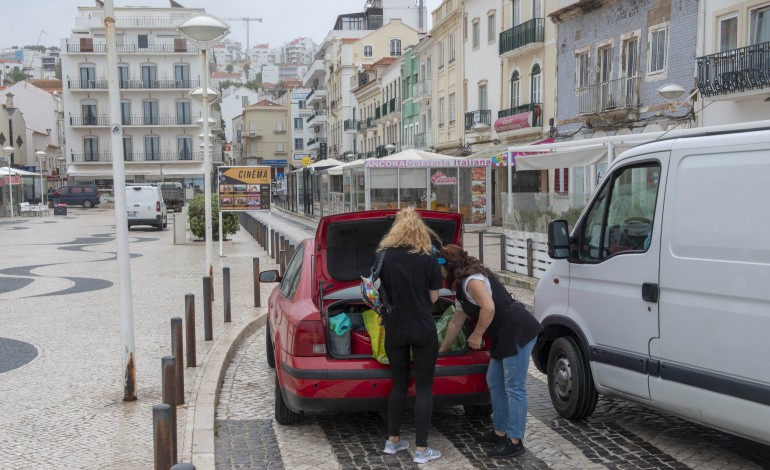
[307,158,344,169]
[514,142,636,170]
[494,111,533,133]
[0,167,42,176]
[67,163,204,178]
[468,138,553,166]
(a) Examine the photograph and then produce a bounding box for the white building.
[289,88,314,168]
[60,4,222,190]
[281,37,318,65]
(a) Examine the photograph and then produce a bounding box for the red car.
[260,210,492,424]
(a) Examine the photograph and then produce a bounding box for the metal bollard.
[161,355,178,464]
[478,231,485,264]
[526,238,534,277]
[500,234,507,271]
[170,317,184,405]
[273,231,280,260]
[153,404,174,470]
[203,276,213,341]
[253,257,261,307]
[170,464,196,470]
[279,249,286,276]
[184,294,196,368]
[223,267,231,323]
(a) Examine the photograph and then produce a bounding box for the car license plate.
[127,211,138,217]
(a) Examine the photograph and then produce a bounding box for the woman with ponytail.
[437,244,542,459]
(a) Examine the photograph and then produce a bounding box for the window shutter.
[174,38,187,52]
[80,38,93,53]
[554,168,561,193]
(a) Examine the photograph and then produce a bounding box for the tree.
[225,64,234,73]
[6,68,27,84]
[187,193,239,241]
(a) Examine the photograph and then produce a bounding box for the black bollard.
[153,404,174,470]
[184,294,196,367]
[500,234,507,271]
[223,267,231,323]
[253,257,261,307]
[203,276,213,341]
[478,231,485,264]
[161,356,178,464]
[170,317,184,404]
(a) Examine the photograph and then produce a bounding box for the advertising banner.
[217,166,271,212]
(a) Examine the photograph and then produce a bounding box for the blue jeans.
[487,336,536,440]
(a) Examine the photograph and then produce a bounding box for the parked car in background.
[260,210,492,424]
[55,184,101,208]
[156,182,185,212]
[125,185,166,230]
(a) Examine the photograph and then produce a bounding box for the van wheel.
[275,372,303,425]
[82,200,94,208]
[156,221,163,231]
[547,336,598,420]
[463,403,493,416]
[162,217,168,229]
[266,323,276,368]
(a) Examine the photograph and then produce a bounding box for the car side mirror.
[259,269,281,283]
[547,220,570,259]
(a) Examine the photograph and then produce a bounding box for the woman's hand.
[468,331,483,349]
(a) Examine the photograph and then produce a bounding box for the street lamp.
[384,143,396,155]
[35,150,46,204]
[178,14,229,277]
[2,146,14,217]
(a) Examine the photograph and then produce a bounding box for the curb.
[185,311,267,469]
[495,270,539,291]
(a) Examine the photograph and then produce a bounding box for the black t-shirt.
[379,246,442,334]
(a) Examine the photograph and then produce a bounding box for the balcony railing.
[413,80,432,101]
[375,108,382,119]
[357,121,367,132]
[70,151,206,163]
[246,129,264,138]
[577,76,639,115]
[306,108,328,123]
[499,18,544,56]
[305,84,327,101]
[464,109,492,131]
[498,102,543,127]
[388,98,399,114]
[366,117,376,128]
[307,137,326,147]
[66,41,199,54]
[68,78,201,90]
[343,119,357,131]
[115,17,181,28]
[696,41,770,97]
[69,115,109,126]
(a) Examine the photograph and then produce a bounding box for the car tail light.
[156,201,160,212]
[294,320,326,356]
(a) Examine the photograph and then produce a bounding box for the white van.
[126,185,167,230]
[534,123,770,445]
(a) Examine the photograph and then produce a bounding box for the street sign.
[217,166,271,211]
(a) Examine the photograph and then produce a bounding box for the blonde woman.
[377,207,443,464]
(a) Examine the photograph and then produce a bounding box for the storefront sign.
[431,171,457,185]
[365,159,494,168]
[217,166,271,211]
[494,111,532,133]
[0,175,21,186]
[261,159,288,167]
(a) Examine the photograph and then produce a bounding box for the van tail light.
[156,201,160,212]
[294,320,326,357]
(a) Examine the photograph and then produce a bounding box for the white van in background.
[126,185,167,230]
[533,122,770,445]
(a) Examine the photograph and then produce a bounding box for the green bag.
[436,305,466,352]
[363,309,389,364]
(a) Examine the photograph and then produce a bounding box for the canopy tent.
[0,167,42,177]
[67,163,204,178]
[307,158,344,170]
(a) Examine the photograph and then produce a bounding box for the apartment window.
[488,14,496,43]
[141,64,157,88]
[472,21,480,49]
[478,84,488,110]
[533,0,543,18]
[178,136,193,160]
[623,38,639,78]
[294,117,303,130]
[364,45,373,57]
[242,96,249,108]
[719,16,738,51]
[275,120,285,132]
[449,93,456,123]
[137,34,148,49]
[531,64,541,105]
[143,99,159,125]
[82,101,97,125]
[120,100,131,125]
[84,136,99,161]
[174,63,190,88]
[294,138,304,150]
[513,0,521,26]
[117,64,129,88]
[298,100,306,109]
[576,51,590,89]
[276,143,285,153]
[438,40,445,68]
[510,71,520,107]
[176,100,191,125]
[449,33,456,62]
[750,5,770,44]
[144,135,160,161]
[598,46,612,83]
[649,26,667,73]
[79,64,95,89]
[439,97,445,127]
[390,39,402,57]
[122,136,133,161]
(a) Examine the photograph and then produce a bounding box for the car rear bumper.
[282,388,491,413]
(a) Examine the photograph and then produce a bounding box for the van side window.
[280,244,304,299]
[579,162,660,261]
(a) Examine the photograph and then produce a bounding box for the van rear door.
[567,156,665,400]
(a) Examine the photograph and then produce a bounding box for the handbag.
[360,249,393,319]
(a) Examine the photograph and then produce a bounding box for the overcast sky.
[4,0,441,50]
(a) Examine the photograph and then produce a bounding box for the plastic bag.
[436,305,466,352]
[362,309,389,364]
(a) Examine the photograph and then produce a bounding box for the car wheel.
[274,372,303,425]
[463,403,493,416]
[156,221,163,231]
[266,323,276,368]
[82,199,94,208]
[547,336,598,420]
[162,217,168,229]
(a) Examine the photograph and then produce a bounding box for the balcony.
[70,151,205,163]
[464,109,492,131]
[65,40,199,54]
[115,17,181,28]
[696,41,770,98]
[343,119,358,132]
[415,132,433,149]
[307,137,326,148]
[306,108,328,124]
[67,78,201,90]
[366,117,376,128]
[498,102,543,127]
[388,98,399,114]
[305,84,327,105]
[69,115,109,126]
[77,114,199,127]
[577,76,639,115]
[413,80,432,103]
[499,18,544,57]
[246,129,264,139]
[357,121,367,133]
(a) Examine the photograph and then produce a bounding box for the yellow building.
[240,100,291,175]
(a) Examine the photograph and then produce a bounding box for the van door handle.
[642,283,659,303]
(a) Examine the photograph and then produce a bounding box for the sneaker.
[475,430,508,446]
[487,439,525,458]
[383,439,409,454]
[413,447,441,464]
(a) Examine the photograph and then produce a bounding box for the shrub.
[187,194,240,241]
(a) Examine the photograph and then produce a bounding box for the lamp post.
[178,14,229,278]
[35,151,46,204]
[3,146,13,217]
[384,143,396,155]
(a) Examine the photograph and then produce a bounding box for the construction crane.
[223,17,263,53]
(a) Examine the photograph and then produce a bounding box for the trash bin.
[54,204,67,216]
[173,212,186,244]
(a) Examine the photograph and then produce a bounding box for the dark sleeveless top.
[456,273,543,359]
